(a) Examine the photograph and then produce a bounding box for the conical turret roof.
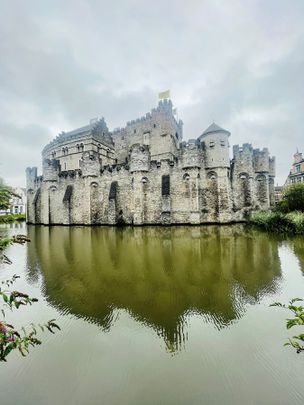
[201,122,230,137]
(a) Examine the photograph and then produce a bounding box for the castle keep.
[26,99,275,225]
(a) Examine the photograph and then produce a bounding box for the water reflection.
[291,237,304,273]
[27,225,282,351]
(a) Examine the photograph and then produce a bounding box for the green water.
[0,222,304,404]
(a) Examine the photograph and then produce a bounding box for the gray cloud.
[0,0,303,186]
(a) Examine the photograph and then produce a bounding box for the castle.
[26,99,275,225]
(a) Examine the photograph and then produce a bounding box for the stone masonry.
[26,99,275,225]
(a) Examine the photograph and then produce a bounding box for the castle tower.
[26,167,38,190]
[41,159,61,224]
[130,144,151,224]
[198,123,230,169]
[180,140,202,224]
[231,144,255,211]
[25,167,38,223]
[113,99,183,165]
[199,123,232,222]
[253,148,271,209]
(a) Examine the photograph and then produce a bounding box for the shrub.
[286,212,304,233]
[250,211,304,234]
[279,183,304,213]
[0,214,26,224]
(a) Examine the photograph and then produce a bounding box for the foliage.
[0,214,26,224]
[0,178,16,211]
[276,183,304,213]
[250,211,304,234]
[0,235,60,362]
[0,235,30,265]
[270,298,304,353]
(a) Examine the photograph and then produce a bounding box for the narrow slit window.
[162,175,170,196]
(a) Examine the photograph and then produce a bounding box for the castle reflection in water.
[26,225,294,352]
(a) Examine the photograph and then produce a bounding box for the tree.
[0,177,13,210]
[278,183,304,213]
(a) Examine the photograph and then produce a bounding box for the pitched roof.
[201,122,230,137]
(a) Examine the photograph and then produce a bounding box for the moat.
[1,223,304,404]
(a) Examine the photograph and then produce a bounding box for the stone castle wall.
[26,100,275,225]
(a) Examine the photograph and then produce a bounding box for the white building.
[0,187,27,215]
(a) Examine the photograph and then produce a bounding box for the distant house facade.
[274,186,283,204]
[0,187,27,216]
[285,151,304,185]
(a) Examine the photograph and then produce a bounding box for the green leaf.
[270,302,284,307]
[290,298,303,304]
[3,342,16,358]
[286,319,299,329]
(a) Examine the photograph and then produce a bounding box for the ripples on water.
[1,222,304,404]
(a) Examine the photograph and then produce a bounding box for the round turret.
[198,123,230,168]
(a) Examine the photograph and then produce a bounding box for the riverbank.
[0,214,26,223]
[250,211,304,234]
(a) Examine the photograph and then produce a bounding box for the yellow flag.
[158,90,170,99]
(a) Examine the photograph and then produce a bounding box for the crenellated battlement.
[253,148,270,172]
[26,167,38,190]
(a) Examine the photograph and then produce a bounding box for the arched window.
[109,181,118,200]
[239,172,249,180]
[207,171,217,181]
[49,186,57,193]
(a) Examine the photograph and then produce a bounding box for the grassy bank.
[250,211,304,234]
[0,213,26,223]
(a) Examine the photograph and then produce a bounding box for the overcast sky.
[0,0,303,187]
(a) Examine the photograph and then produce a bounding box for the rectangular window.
[220,140,225,146]
[209,141,215,147]
[143,132,150,145]
[162,175,170,196]
[296,164,301,172]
